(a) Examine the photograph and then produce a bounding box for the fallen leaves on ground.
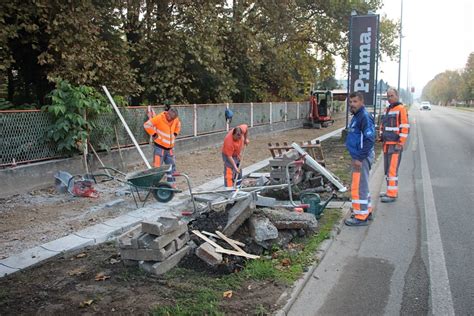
[79,299,94,308]
[68,267,86,276]
[223,290,233,298]
[281,258,291,267]
[95,272,111,281]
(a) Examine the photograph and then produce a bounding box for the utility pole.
[397,0,403,93]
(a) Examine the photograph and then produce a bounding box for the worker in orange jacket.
[143,107,181,183]
[222,124,249,188]
[379,88,409,202]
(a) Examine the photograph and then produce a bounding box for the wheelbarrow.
[96,165,191,208]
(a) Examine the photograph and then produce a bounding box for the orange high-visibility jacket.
[379,103,409,146]
[144,111,181,149]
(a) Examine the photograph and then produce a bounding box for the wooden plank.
[191,230,222,249]
[268,143,276,158]
[202,231,246,247]
[275,142,282,156]
[215,231,246,254]
[215,248,260,259]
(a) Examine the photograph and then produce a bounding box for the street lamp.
[397,0,403,93]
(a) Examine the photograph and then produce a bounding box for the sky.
[336,0,474,98]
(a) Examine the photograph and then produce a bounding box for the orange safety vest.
[144,112,181,149]
[379,103,409,146]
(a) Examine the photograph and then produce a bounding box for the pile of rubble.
[117,215,191,275]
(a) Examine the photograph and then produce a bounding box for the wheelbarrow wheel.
[152,183,174,203]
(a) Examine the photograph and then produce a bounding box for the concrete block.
[260,208,318,232]
[73,223,118,243]
[249,215,279,242]
[117,225,142,249]
[139,245,191,275]
[0,246,58,270]
[0,263,19,277]
[195,242,223,266]
[141,216,179,236]
[140,222,188,249]
[120,242,176,261]
[223,197,255,236]
[256,194,276,207]
[174,231,190,250]
[41,234,94,252]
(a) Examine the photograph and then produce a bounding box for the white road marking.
[417,116,455,316]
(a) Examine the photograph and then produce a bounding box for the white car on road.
[419,101,432,111]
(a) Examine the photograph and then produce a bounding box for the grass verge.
[151,209,342,315]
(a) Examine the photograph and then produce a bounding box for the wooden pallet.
[267,141,325,166]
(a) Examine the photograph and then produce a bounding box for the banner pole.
[345,14,353,130]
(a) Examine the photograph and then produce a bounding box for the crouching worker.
[143,107,181,185]
[222,124,249,189]
[345,92,375,226]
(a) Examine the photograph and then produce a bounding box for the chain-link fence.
[0,102,309,167]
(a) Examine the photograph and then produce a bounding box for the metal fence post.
[297,101,300,119]
[284,101,288,122]
[250,102,254,127]
[193,104,198,137]
[269,102,273,124]
[226,102,230,131]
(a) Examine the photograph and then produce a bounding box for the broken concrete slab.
[120,242,176,261]
[139,245,191,275]
[174,232,190,250]
[260,208,318,232]
[223,197,255,236]
[0,246,59,270]
[141,216,180,236]
[117,225,142,249]
[196,242,223,266]
[41,234,95,253]
[249,215,279,242]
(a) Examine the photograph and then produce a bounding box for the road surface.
[288,105,474,315]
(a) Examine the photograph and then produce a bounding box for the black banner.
[349,15,379,106]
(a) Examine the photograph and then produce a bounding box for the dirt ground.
[0,114,353,315]
[0,114,346,259]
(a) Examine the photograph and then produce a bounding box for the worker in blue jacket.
[344,92,375,226]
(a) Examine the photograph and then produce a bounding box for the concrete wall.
[0,118,307,197]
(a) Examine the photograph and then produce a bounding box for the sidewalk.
[285,124,422,315]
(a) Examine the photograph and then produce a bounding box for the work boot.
[345,217,369,226]
[379,192,387,198]
[381,196,397,203]
[350,212,374,221]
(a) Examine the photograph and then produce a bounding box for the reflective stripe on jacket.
[144,111,181,148]
[379,103,409,146]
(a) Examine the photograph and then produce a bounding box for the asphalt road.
[288,105,474,315]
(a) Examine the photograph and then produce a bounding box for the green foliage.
[422,53,474,105]
[42,79,111,155]
[1,1,399,107]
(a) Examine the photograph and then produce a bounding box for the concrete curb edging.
[274,150,385,315]
[0,127,346,279]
